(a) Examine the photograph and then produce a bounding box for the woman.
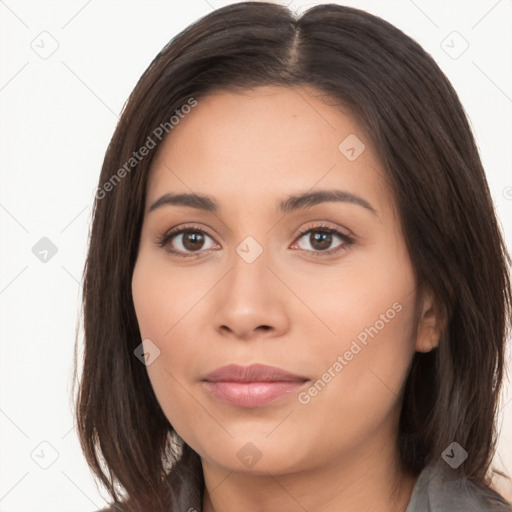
[73,2,512,511]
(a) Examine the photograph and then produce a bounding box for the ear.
[415,289,444,353]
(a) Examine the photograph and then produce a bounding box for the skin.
[131,85,441,512]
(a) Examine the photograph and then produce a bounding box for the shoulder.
[406,461,512,512]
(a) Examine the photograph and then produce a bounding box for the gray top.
[405,460,511,511]
[97,461,511,511]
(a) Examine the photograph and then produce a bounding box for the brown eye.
[180,230,206,251]
[292,225,354,256]
[158,226,218,256]
[306,231,333,251]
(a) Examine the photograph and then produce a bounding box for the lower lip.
[202,380,308,407]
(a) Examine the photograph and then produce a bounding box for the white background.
[0,0,511,510]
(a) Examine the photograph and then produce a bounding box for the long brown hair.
[72,2,512,510]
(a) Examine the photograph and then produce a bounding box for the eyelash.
[155,223,355,258]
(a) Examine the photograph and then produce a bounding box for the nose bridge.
[229,233,271,294]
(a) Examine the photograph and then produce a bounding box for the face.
[131,85,433,476]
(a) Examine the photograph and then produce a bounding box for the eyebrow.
[148,189,378,216]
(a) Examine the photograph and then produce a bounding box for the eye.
[291,223,354,256]
[156,222,354,258]
[156,224,219,257]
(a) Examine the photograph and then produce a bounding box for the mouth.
[201,363,310,408]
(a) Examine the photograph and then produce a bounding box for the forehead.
[146,85,388,213]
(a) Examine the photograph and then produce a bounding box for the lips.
[202,363,309,383]
[201,364,310,408]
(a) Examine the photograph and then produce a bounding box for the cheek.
[289,246,416,357]
[131,251,205,342]
[131,254,208,433]
[132,256,162,339]
[296,245,417,425]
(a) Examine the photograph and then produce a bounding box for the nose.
[213,246,291,341]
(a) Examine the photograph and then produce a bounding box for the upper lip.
[202,363,309,382]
